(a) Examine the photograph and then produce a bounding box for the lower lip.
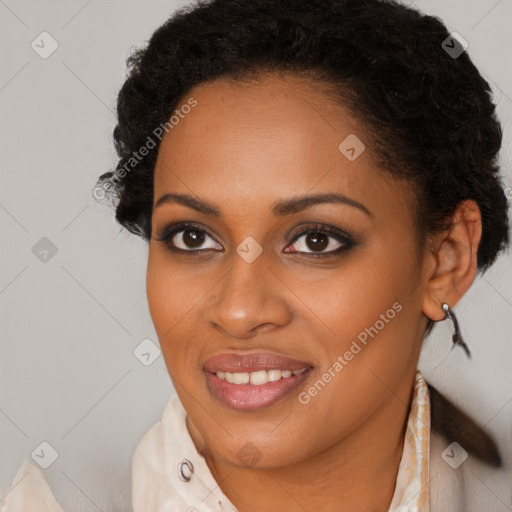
[205,369,313,411]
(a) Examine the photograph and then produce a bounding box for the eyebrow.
[154,192,372,217]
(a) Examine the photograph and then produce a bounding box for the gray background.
[1,0,511,510]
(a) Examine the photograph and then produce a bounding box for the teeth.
[215,368,308,385]
[250,370,267,385]
[267,369,282,382]
[232,372,249,384]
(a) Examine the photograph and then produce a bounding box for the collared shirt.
[0,371,430,512]
[388,371,430,512]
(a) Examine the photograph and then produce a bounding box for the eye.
[155,222,222,252]
[284,223,355,257]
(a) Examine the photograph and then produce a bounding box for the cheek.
[146,248,201,321]
[146,251,202,367]
[296,239,415,349]
[299,236,421,392]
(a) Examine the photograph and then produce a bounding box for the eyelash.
[154,221,357,258]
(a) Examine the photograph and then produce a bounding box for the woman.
[2,0,510,510]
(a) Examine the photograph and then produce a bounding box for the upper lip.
[203,351,313,373]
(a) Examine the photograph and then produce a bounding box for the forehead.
[152,73,411,222]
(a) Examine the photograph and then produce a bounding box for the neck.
[200,370,417,512]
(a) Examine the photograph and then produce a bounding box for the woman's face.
[147,72,430,469]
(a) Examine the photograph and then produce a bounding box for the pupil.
[306,232,328,251]
[184,229,204,248]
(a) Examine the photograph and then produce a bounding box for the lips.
[203,351,313,373]
[203,351,314,411]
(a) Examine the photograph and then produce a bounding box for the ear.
[422,200,482,322]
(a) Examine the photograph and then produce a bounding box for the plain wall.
[1,0,511,510]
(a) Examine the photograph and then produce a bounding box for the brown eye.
[155,222,223,252]
[286,229,346,255]
[182,229,206,248]
[304,232,329,252]
[171,228,220,251]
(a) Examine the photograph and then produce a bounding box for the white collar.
[388,371,430,511]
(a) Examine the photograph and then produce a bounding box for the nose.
[203,251,292,339]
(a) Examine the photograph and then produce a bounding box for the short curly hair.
[96,0,510,300]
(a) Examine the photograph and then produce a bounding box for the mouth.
[203,351,314,411]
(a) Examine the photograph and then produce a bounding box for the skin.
[146,71,482,512]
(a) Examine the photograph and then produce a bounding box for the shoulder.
[132,418,165,473]
[131,394,187,511]
[132,394,185,469]
[0,459,64,512]
[427,385,512,511]
[430,429,511,511]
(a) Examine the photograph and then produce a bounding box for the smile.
[203,351,314,411]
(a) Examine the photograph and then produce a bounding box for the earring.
[441,303,471,358]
